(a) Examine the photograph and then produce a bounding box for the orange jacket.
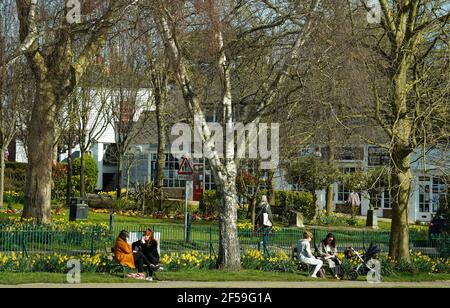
[114,237,135,269]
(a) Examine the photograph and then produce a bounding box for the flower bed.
[0,252,109,273]
[0,250,448,275]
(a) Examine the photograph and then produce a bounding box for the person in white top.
[297,231,323,278]
[347,191,361,216]
[257,195,273,256]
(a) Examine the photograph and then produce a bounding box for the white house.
[58,87,154,191]
[305,145,449,223]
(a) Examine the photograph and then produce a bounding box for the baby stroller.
[344,243,381,281]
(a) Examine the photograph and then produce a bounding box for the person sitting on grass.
[317,233,342,279]
[132,229,162,281]
[297,231,323,278]
[114,230,145,280]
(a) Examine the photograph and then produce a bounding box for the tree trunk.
[0,147,5,210]
[326,184,334,216]
[80,150,86,198]
[312,193,319,223]
[155,91,166,211]
[388,147,412,261]
[325,144,335,215]
[216,174,241,270]
[66,134,73,207]
[125,158,131,198]
[158,12,241,270]
[52,143,58,165]
[116,156,123,200]
[250,198,257,230]
[388,63,413,262]
[22,83,56,224]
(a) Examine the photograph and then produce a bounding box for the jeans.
[134,251,159,277]
[300,257,323,276]
[262,226,270,256]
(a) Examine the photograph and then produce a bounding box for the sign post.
[178,154,194,242]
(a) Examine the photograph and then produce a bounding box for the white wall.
[15,141,28,163]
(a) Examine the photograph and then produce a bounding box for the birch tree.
[149,0,323,269]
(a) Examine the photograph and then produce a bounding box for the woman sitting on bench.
[114,230,147,280]
[297,231,323,278]
[132,229,161,281]
[317,233,342,279]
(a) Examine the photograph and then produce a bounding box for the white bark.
[159,11,241,269]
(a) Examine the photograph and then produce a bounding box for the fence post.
[90,226,95,255]
[313,229,316,248]
[363,231,365,250]
[209,226,212,257]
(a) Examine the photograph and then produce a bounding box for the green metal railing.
[1,223,449,258]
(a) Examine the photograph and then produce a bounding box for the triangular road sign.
[178,156,194,175]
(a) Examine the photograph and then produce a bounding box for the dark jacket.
[256,202,274,228]
[133,239,160,263]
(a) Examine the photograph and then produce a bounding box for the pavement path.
[1,280,449,288]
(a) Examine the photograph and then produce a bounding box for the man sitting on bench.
[297,231,323,278]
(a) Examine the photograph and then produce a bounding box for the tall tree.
[0,2,21,209]
[75,81,111,198]
[150,0,323,269]
[360,0,450,261]
[14,0,137,223]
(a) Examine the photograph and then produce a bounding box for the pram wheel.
[347,269,358,281]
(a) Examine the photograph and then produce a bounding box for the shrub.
[72,155,98,193]
[317,212,359,227]
[3,191,24,205]
[112,197,139,211]
[52,163,68,201]
[274,190,315,221]
[199,190,220,215]
[51,155,98,201]
[4,162,27,192]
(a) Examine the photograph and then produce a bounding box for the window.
[368,147,390,166]
[337,167,356,202]
[124,154,149,186]
[151,153,184,188]
[370,192,382,209]
[432,177,448,213]
[383,190,392,209]
[103,144,118,165]
[335,147,364,161]
[419,184,431,213]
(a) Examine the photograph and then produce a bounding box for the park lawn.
[0,205,216,227]
[0,270,449,285]
[0,272,144,285]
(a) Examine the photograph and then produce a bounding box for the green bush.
[72,155,98,193]
[52,163,68,201]
[199,190,220,215]
[112,197,139,211]
[317,212,359,227]
[51,155,99,201]
[4,162,27,192]
[274,190,315,220]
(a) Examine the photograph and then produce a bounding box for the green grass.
[382,272,450,282]
[0,270,449,285]
[0,272,144,285]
